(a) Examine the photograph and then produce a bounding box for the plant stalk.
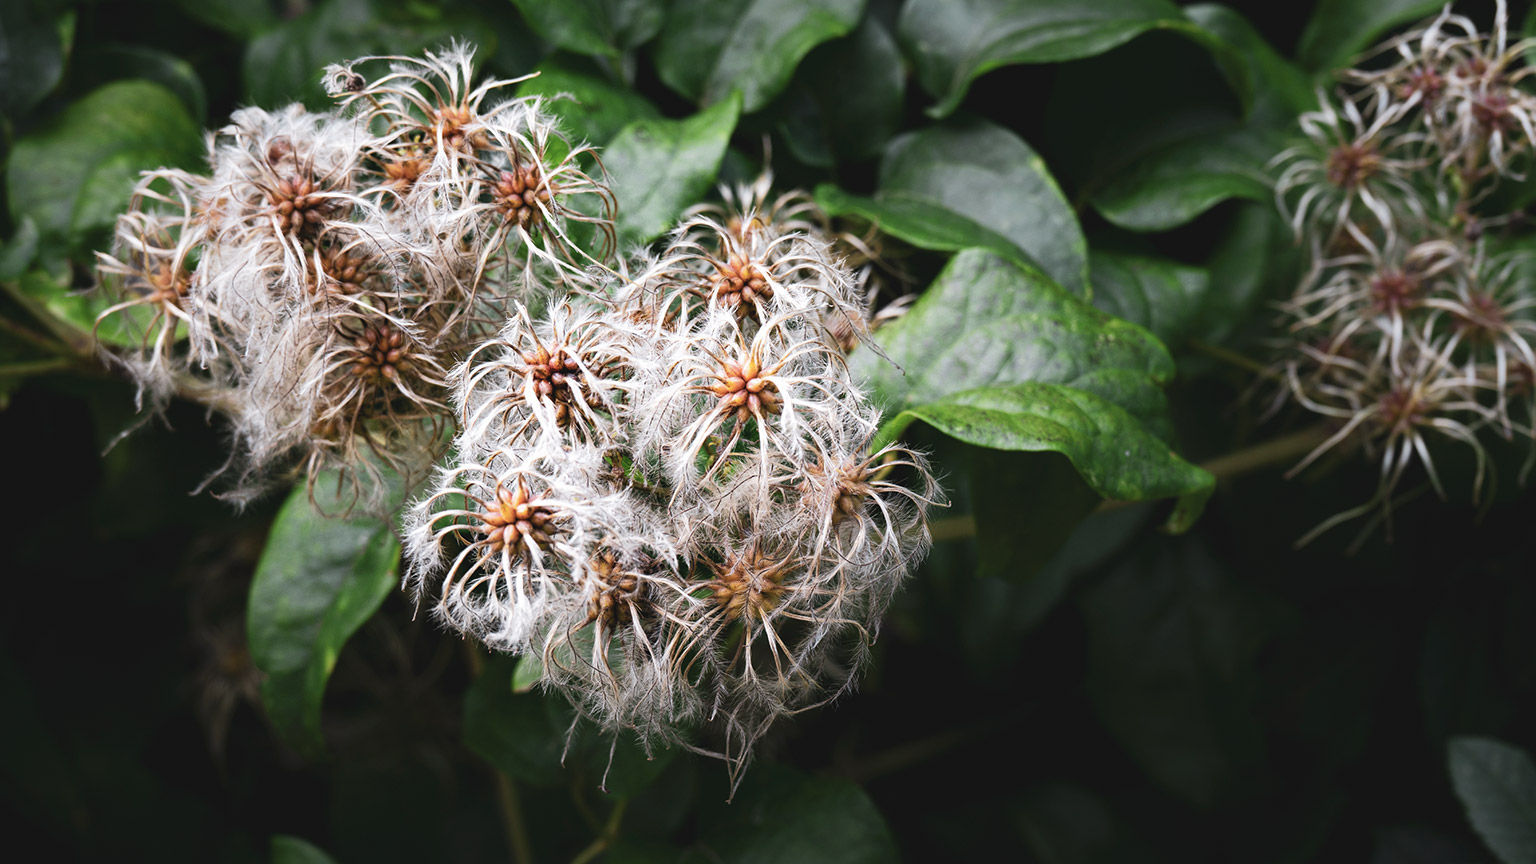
[569,798,628,864]
[929,424,1334,540]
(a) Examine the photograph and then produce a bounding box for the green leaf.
[878,384,1211,527]
[856,249,1210,527]
[170,0,279,38]
[270,836,339,864]
[654,0,865,113]
[246,477,402,755]
[1078,534,1277,808]
[6,80,203,263]
[1088,126,1274,232]
[75,43,209,125]
[1297,0,1443,73]
[815,183,1038,275]
[775,15,905,167]
[696,764,897,863]
[0,3,72,122]
[969,449,1100,586]
[1185,4,1313,126]
[831,118,1087,294]
[0,218,40,282]
[1089,250,1210,348]
[1194,200,1295,348]
[462,656,569,786]
[517,55,661,145]
[606,93,742,244]
[243,0,503,109]
[852,249,1171,419]
[1448,737,1536,864]
[511,653,542,693]
[510,0,664,58]
[897,0,1250,118]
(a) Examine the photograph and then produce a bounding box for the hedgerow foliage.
[3,1,1536,862]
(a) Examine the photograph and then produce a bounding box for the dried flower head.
[1270,0,1536,543]
[402,174,943,789]
[95,43,619,510]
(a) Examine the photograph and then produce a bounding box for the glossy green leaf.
[1297,0,1442,73]
[897,0,1249,118]
[852,249,1171,420]
[244,0,501,109]
[878,384,1211,527]
[247,477,401,755]
[654,0,865,112]
[1449,737,1536,864]
[0,3,72,123]
[606,93,742,244]
[776,15,905,166]
[696,764,897,863]
[510,0,663,58]
[1089,127,1274,232]
[857,249,1208,527]
[270,836,339,864]
[834,118,1087,294]
[1089,251,1210,348]
[517,55,661,145]
[6,80,202,263]
[814,183,1038,274]
[1186,4,1313,125]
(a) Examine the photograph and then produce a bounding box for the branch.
[569,798,628,864]
[929,424,1335,541]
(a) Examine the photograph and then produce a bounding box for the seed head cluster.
[403,192,942,786]
[1271,1,1536,540]
[94,43,613,506]
[94,43,939,784]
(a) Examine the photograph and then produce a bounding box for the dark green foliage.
[4,2,1536,862]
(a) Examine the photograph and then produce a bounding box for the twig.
[833,709,1033,783]
[496,771,534,864]
[569,798,628,864]
[1190,339,1280,379]
[1198,424,1332,483]
[0,358,73,377]
[0,314,71,355]
[929,424,1335,541]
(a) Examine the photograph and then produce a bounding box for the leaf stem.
[929,424,1334,541]
[928,514,976,541]
[496,770,534,864]
[569,798,628,864]
[0,358,73,377]
[1197,423,1333,483]
[1189,339,1279,379]
[0,313,72,355]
